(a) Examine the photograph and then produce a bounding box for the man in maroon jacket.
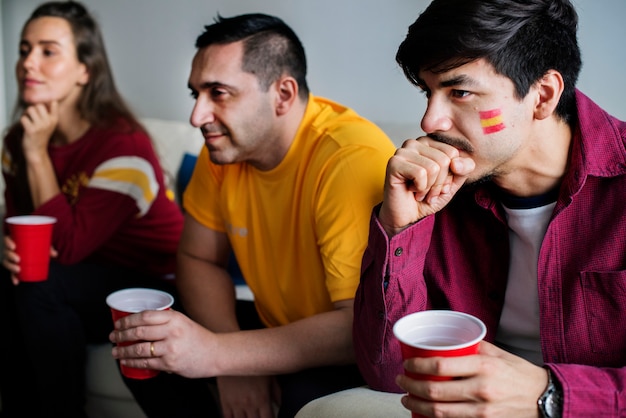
[346,0,626,417]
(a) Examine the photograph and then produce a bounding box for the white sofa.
[0,117,413,417]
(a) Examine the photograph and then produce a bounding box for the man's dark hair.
[396,0,582,125]
[196,13,309,99]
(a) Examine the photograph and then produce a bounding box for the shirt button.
[394,247,403,256]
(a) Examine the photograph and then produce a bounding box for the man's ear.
[534,70,564,120]
[274,76,299,116]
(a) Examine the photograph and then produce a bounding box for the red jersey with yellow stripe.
[1,119,183,277]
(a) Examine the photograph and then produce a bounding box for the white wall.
[0,0,6,134]
[2,0,626,142]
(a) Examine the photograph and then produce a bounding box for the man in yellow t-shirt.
[110,13,395,417]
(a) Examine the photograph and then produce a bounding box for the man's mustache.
[428,133,474,153]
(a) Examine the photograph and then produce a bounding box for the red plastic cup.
[106,288,174,379]
[5,215,57,282]
[393,310,487,418]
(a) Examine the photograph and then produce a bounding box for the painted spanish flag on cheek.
[479,109,505,134]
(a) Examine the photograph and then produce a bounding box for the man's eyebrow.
[415,74,478,91]
[439,74,478,88]
[187,81,233,91]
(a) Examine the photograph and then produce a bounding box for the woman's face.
[16,16,88,107]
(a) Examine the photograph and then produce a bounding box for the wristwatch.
[538,369,563,418]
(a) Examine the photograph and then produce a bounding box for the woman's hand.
[20,101,59,160]
[19,101,63,208]
[3,236,21,285]
[3,235,58,285]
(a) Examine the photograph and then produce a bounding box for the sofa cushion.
[140,118,204,198]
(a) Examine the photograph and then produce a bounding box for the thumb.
[445,156,475,196]
[450,156,476,177]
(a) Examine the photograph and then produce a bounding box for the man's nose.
[420,97,453,134]
[189,95,216,128]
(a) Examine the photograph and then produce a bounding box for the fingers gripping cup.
[5,215,57,282]
[393,310,486,418]
[106,288,174,379]
[393,310,487,379]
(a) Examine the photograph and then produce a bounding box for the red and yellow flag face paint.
[479,109,505,134]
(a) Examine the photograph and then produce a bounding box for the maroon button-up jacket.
[354,90,626,417]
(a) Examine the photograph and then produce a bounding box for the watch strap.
[538,369,563,418]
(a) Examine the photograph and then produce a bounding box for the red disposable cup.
[5,215,57,282]
[393,310,487,418]
[106,288,174,379]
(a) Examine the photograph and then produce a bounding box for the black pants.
[0,262,219,418]
[235,301,366,418]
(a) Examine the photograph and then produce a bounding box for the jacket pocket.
[580,270,626,360]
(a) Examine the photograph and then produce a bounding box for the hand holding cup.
[106,288,174,379]
[393,310,487,418]
[4,215,57,282]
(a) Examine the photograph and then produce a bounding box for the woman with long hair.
[0,2,216,416]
